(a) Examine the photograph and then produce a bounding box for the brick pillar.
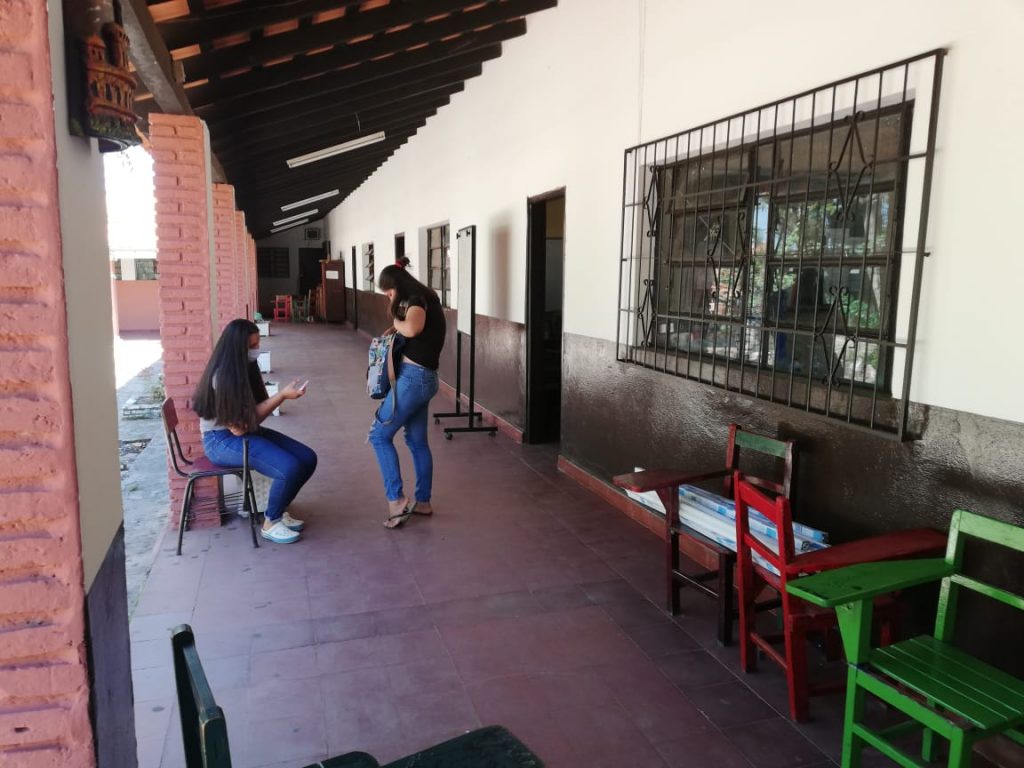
[150,114,218,525]
[234,211,246,320]
[248,235,258,319]
[0,0,96,765]
[212,183,237,331]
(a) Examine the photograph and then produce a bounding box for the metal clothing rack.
[432,225,496,439]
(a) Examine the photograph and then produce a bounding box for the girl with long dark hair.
[193,318,317,544]
[368,265,446,528]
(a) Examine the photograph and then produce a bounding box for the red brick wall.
[233,211,246,320]
[150,114,217,523]
[248,235,257,320]
[0,0,96,764]
[212,183,237,331]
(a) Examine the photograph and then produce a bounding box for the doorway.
[298,247,323,296]
[525,189,565,444]
[350,245,358,330]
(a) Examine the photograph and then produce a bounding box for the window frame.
[616,50,946,440]
[257,247,289,279]
[650,102,911,395]
[427,223,450,306]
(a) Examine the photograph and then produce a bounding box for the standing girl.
[368,266,446,528]
[193,318,317,544]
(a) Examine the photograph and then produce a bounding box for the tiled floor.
[130,323,909,768]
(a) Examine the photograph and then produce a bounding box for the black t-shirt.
[401,292,446,370]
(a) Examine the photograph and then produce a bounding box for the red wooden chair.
[733,472,947,721]
[272,294,292,322]
[613,424,795,645]
[161,399,260,555]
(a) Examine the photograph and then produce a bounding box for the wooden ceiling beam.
[217,93,454,166]
[234,123,426,194]
[237,147,417,223]
[191,40,492,120]
[199,45,495,128]
[182,0,501,82]
[158,0,364,50]
[186,11,530,113]
[210,74,469,149]
[120,0,228,180]
[224,114,438,185]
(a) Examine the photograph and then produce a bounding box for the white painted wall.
[328,0,1024,425]
[47,0,124,590]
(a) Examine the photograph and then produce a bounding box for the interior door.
[323,259,346,323]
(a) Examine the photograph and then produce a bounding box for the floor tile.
[724,716,829,767]
[131,325,868,768]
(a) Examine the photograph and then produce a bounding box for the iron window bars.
[617,50,944,439]
[428,223,451,306]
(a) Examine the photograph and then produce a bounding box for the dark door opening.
[350,245,358,330]
[298,247,323,296]
[525,190,565,444]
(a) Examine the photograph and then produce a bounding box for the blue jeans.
[203,426,317,522]
[367,362,439,503]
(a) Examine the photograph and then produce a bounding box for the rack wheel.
[488,431,496,437]
[445,433,453,440]
[434,418,440,424]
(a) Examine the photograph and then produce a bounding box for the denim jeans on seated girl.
[367,361,439,503]
[203,426,317,522]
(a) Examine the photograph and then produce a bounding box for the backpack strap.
[387,333,398,393]
[377,334,400,426]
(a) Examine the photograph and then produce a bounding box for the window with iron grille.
[617,51,944,439]
[363,243,375,290]
[134,258,158,280]
[427,224,450,306]
[257,247,289,278]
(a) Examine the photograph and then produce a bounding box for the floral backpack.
[367,333,405,407]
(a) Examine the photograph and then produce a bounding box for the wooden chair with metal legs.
[161,399,260,555]
[613,424,796,645]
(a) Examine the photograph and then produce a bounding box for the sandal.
[408,501,433,516]
[383,498,412,529]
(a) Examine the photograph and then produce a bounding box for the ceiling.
[133,0,556,237]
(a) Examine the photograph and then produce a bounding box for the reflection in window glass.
[651,107,906,390]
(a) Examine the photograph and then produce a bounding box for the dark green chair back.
[172,624,233,768]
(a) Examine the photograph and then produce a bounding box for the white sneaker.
[260,520,300,544]
[281,511,305,532]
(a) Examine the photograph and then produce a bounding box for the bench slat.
[870,636,1024,730]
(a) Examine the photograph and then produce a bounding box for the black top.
[401,292,446,370]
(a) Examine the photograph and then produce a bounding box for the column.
[0,0,96,764]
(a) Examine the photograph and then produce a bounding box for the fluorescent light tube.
[272,209,317,227]
[269,218,309,234]
[286,131,386,169]
[281,189,339,211]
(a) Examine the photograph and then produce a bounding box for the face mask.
[248,348,261,362]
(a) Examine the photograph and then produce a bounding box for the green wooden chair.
[171,625,543,768]
[787,510,1024,767]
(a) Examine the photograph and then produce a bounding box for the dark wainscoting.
[561,332,1024,673]
[85,525,137,767]
[354,289,391,336]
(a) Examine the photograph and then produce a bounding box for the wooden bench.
[787,509,1024,767]
[613,424,795,645]
[171,625,543,768]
